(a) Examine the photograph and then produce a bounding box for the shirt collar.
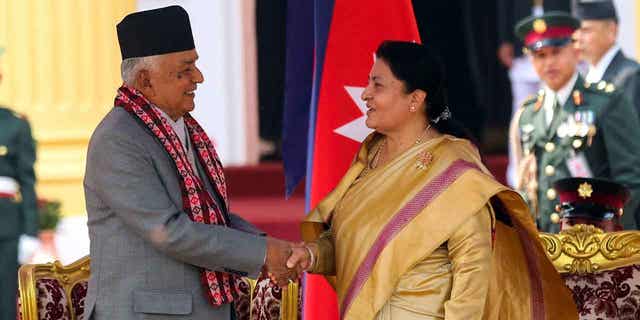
[586,44,620,83]
[152,105,187,144]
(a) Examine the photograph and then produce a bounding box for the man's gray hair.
[121,55,160,85]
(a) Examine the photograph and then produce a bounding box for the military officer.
[511,12,640,233]
[574,0,640,116]
[0,47,38,320]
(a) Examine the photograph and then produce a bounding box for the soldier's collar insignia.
[578,182,593,199]
[572,90,582,106]
[533,19,547,34]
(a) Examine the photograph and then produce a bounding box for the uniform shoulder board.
[520,94,538,109]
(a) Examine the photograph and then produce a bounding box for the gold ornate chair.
[17,255,299,320]
[540,224,640,319]
[17,256,90,320]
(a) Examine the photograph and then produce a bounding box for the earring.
[409,105,416,112]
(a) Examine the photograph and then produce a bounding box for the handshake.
[264,237,316,287]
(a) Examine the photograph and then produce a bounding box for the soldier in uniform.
[510,12,640,233]
[574,0,640,116]
[0,47,38,320]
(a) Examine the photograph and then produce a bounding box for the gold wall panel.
[0,0,136,215]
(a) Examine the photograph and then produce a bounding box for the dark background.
[255,0,520,160]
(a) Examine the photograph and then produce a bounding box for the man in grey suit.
[84,6,295,319]
[574,0,640,115]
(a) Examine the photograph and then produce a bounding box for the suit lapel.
[602,50,624,82]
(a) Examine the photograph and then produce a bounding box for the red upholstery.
[35,279,70,320]
[563,265,640,319]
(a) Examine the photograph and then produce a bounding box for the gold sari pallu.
[302,134,577,319]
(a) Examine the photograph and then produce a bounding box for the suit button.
[546,188,557,200]
[572,139,583,149]
[550,213,561,224]
[545,142,555,152]
[545,165,555,176]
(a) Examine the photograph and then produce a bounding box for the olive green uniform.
[517,78,640,232]
[0,107,37,320]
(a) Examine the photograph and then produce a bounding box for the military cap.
[515,11,580,52]
[117,5,195,60]
[554,177,629,231]
[574,0,618,22]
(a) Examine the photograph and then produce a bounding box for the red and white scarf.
[115,84,239,306]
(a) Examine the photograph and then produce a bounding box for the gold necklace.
[371,125,432,170]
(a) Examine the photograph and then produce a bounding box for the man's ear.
[135,69,154,97]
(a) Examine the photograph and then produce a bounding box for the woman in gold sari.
[287,41,577,319]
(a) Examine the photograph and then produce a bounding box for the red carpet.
[227,155,508,241]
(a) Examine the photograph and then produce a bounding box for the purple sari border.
[339,159,480,318]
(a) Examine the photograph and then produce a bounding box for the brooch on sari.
[416,151,433,170]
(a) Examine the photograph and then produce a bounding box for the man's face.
[145,49,204,119]
[530,44,579,91]
[576,20,617,65]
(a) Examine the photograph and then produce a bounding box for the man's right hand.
[264,237,296,287]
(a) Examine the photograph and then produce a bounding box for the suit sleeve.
[228,212,266,236]
[15,119,38,237]
[601,92,640,229]
[444,205,493,320]
[85,132,267,277]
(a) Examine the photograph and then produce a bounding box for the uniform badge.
[572,90,582,106]
[597,81,607,90]
[0,145,7,156]
[533,19,547,33]
[557,123,568,138]
[578,182,593,198]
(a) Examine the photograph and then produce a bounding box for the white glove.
[18,234,40,264]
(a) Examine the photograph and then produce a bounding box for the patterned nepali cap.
[515,11,580,52]
[117,5,195,60]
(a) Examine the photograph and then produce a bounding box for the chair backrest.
[17,256,90,320]
[17,255,299,320]
[539,224,640,319]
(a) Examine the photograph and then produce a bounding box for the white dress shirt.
[543,72,579,127]
[585,44,620,83]
[153,106,199,175]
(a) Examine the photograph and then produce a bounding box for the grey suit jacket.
[83,107,267,319]
[602,50,640,117]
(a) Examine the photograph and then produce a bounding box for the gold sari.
[302,133,577,319]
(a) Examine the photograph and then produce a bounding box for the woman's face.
[361,58,416,134]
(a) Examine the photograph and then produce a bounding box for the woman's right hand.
[287,242,316,274]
